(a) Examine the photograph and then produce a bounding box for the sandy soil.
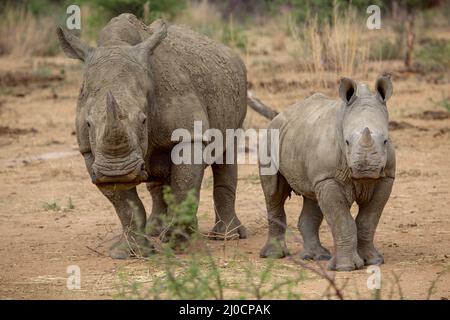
[0,49,449,300]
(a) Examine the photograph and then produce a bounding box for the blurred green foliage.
[417,39,450,71]
[81,0,186,21]
[265,0,385,23]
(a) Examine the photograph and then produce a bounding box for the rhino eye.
[345,140,349,146]
[384,139,388,145]
[142,118,146,125]
[86,120,91,128]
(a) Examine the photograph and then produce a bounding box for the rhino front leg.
[260,173,291,259]
[316,179,364,271]
[298,197,331,261]
[356,177,394,266]
[209,159,247,240]
[99,186,154,259]
[146,182,168,236]
[161,161,204,243]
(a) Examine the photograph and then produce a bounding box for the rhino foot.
[299,245,332,261]
[208,220,247,240]
[358,246,384,266]
[146,218,164,237]
[327,252,364,271]
[260,239,290,259]
[109,236,155,259]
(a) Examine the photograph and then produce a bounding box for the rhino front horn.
[360,127,374,147]
[106,91,120,123]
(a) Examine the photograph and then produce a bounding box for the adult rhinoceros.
[57,13,247,258]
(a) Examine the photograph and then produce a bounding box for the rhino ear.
[339,77,357,105]
[133,19,167,63]
[375,75,393,103]
[56,26,93,62]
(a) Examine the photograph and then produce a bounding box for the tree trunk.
[404,12,415,69]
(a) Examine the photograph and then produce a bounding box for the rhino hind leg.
[145,182,168,237]
[259,172,291,259]
[298,197,331,261]
[100,187,155,259]
[209,161,247,240]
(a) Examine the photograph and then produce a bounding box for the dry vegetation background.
[0,0,449,299]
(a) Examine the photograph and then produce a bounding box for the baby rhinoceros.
[259,76,396,271]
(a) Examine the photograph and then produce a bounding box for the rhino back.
[146,24,247,145]
[272,94,343,195]
[97,13,150,46]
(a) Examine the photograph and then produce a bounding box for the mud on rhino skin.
[57,13,248,259]
[259,76,396,271]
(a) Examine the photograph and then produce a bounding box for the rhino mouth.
[350,167,384,180]
[91,159,148,186]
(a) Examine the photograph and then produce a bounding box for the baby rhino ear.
[56,27,93,62]
[338,77,358,105]
[375,75,393,103]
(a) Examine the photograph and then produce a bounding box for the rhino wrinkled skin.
[57,14,247,259]
[259,76,396,271]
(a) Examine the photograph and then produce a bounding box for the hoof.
[260,240,289,259]
[363,255,384,266]
[327,253,364,271]
[208,221,247,240]
[109,237,155,259]
[299,246,332,261]
[358,247,385,266]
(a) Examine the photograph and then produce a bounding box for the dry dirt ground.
[0,49,449,299]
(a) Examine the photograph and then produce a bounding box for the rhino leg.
[160,162,204,243]
[99,186,154,259]
[356,177,394,266]
[260,172,291,259]
[209,159,247,240]
[298,197,331,261]
[145,182,168,237]
[316,179,364,271]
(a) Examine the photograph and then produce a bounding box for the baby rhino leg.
[316,179,364,271]
[260,172,291,259]
[298,197,331,261]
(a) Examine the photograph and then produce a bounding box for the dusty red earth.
[0,53,449,299]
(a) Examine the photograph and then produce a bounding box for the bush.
[0,4,61,56]
[82,0,186,22]
[416,39,450,71]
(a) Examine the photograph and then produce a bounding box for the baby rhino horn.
[360,127,374,147]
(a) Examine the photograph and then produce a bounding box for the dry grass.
[289,7,370,89]
[174,0,222,36]
[0,5,57,57]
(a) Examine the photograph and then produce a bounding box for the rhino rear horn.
[339,77,358,105]
[133,19,167,63]
[56,26,93,62]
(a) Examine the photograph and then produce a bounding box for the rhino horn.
[359,127,374,147]
[103,91,129,152]
[106,91,121,124]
